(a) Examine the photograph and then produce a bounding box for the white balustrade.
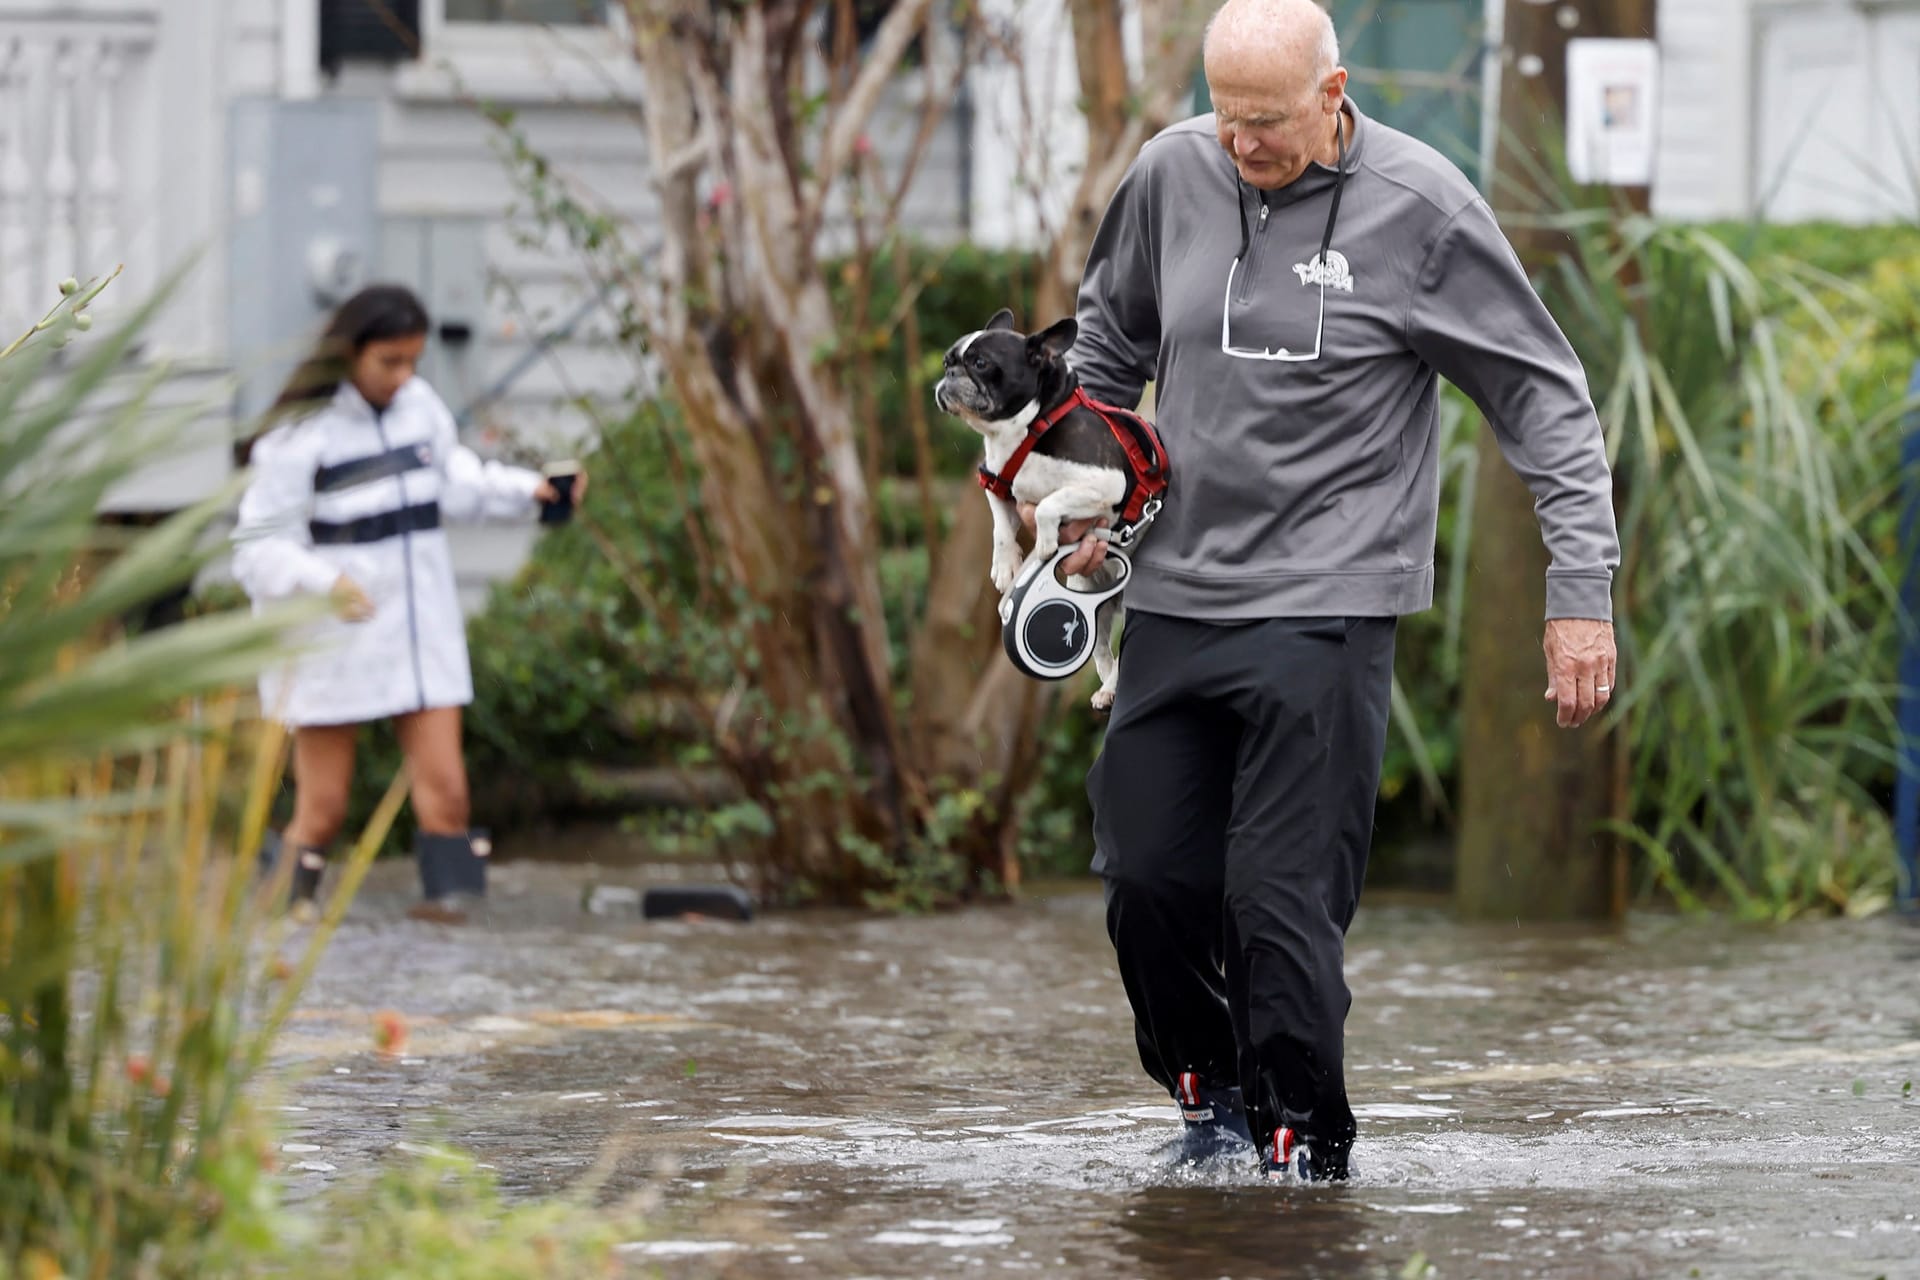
[86,38,123,310]
[0,37,32,338]
[0,16,156,341]
[44,47,79,308]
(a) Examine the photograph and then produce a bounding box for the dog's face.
[934,308,1077,432]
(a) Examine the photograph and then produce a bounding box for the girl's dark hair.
[237,284,432,463]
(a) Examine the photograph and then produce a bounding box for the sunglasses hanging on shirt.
[1220,116,1348,363]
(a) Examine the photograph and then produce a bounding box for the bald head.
[1203,0,1340,89]
[1201,0,1348,189]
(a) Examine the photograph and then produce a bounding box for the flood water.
[272,860,1920,1278]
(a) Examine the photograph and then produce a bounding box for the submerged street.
[268,860,1920,1279]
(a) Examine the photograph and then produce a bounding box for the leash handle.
[998,544,1132,681]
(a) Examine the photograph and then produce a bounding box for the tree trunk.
[1037,0,1209,321]
[604,0,1213,903]
[1454,0,1651,921]
[1455,445,1617,919]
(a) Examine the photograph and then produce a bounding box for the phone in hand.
[539,460,580,525]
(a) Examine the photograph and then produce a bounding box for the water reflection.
[1109,1185,1380,1280]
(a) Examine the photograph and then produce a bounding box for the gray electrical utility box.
[380,215,488,414]
[226,97,381,429]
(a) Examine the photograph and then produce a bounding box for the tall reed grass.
[1396,172,1916,916]
[1,276,644,1275]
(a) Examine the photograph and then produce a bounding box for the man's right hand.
[330,574,375,623]
[1017,502,1111,577]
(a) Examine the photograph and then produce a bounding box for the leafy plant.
[0,274,420,1275]
[0,272,299,796]
[1509,211,1909,916]
[1,709,409,1277]
[205,1143,645,1278]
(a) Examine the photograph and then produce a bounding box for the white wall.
[953,0,1920,228]
[1747,2,1920,222]
[968,0,1084,249]
[967,0,1148,251]
[1653,0,1920,222]
[1649,0,1749,220]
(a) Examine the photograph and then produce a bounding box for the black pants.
[1089,610,1397,1171]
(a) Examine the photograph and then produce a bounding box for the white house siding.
[0,0,238,510]
[1652,0,1920,222]
[0,1,966,603]
[968,0,1088,250]
[1649,0,1748,220]
[1747,2,1920,222]
[377,75,661,606]
[228,3,281,98]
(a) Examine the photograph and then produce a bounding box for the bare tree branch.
[805,0,937,236]
[882,6,974,228]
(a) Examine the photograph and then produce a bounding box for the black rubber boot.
[407,829,489,924]
[289,845,329,907]
[258,830,330,917]
[1173,1072,1255,1164]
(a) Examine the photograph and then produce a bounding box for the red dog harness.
[976,386,1170,543]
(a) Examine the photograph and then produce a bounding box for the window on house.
[445,0,607,21]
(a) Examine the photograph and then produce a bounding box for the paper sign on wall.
[1565,38,1660,186]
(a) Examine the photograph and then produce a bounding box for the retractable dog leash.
[998,542,1133,681]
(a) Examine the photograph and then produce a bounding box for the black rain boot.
[406,829,490,924]
[1172,1072,1255,1164]
[258,830,330,919]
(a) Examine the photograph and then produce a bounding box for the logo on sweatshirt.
[1293,250,1354,293]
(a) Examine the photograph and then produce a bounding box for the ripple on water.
[707,1114,846,1130]
[870,1219,1013,1248]
[284,874,1920,1280]
[615,1241,744,1258]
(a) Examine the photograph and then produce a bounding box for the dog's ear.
[1027,318,1077,364]
[986,308,1017,332]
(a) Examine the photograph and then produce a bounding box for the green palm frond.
[0,274,319,847]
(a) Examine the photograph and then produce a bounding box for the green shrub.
[1526,215,1911,916]
[203,1144,642,1278]
[1368,220,1920,903]
[0,272,410,1277]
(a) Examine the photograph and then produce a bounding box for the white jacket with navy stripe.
[231,378,543,727]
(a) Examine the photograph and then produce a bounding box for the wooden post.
[1453,0,1652,922]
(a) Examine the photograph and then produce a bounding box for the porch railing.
[0,10,158,336]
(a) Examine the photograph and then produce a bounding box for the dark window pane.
[446,0,607,22]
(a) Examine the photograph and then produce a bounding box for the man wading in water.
[1034,0,1620,1180]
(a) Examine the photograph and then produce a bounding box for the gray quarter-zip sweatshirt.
[1072,99,1619,621]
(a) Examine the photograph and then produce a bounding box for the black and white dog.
[933,308,1167,712]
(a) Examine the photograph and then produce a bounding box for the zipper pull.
[1258,202,1269,226]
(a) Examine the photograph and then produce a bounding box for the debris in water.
[584,884,643,917]
[374,1009,408,1057]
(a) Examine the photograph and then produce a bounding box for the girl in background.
[233,284,584,923]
